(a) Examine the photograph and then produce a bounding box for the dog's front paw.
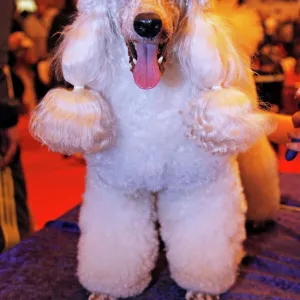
[186,291,220,300]
[88,293,116,300]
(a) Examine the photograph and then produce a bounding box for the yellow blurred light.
[16,0,37,12]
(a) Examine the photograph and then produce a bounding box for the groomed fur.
[176,8,249,90]
[30,0,280,298]
[59,12,115,88]
[29,5,116,155]
[30,87,115,154]
[177,7,274,152]
[78,183,158,298]
[185,87,275,154]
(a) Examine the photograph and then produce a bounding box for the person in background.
[255,44,285,113]
[277,21,294,58]
[23,0,55,63]
[268,90,300,151]
[48,0,77,54]
[285,90,300,152]
[263,16,278,45]
[286,113,300,152]
[47,0,77,89]
[23,0,58,101]
[0,0,32,252]
[8,3,29,110]
[8,2,37,113]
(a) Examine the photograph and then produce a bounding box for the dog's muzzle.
[126,12,169,90]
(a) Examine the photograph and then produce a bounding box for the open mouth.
[127,41,168,89]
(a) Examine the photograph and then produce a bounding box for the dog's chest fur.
[86,57,230,192]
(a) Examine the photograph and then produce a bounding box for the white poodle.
[30,0,280,299]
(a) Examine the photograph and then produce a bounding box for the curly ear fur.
[31,0,271,156]
[30,4,117,155]
[176,5,249,91]
[184,87,276,154]
[56,10,114,88]
[178,2,276,154]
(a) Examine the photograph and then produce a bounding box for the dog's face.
[113,0,187,89]
[63,0,247,93]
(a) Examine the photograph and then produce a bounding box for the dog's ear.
[29,1,116,155]
[59,1,114,88]
[179,4,275,154]
[177,7,251,93]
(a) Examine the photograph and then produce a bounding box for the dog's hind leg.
[78,183,158,299]
[238,136,280,224]
[157,161,246,297]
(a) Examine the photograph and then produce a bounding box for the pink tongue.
[133,43,160,89]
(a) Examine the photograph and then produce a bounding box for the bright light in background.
[16,0,37,12]
[246,0,299,21]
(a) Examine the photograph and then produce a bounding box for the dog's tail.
[213,1,264,57]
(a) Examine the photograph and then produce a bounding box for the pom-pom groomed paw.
[186,291,220,300]
[30,87,115,154]
[88,293,115,300]
[185,87,276,155]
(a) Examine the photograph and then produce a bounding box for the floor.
[18,115,300,231]
[19,116,85,230]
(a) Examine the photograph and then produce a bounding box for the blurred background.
[0,0,299,248]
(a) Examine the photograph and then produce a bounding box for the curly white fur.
[184,87,275,154]
[176,8,247,89]
[61,12,115,88]
[30,0,280,298]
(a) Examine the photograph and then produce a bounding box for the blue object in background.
[285,139,300,161]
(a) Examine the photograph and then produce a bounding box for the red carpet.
[18,115,300,231]
[18,116,85,231]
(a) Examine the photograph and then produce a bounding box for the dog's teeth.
[133,58,137,64]
[158,57,163,64]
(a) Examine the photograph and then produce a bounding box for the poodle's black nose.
[134,13,162,38]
